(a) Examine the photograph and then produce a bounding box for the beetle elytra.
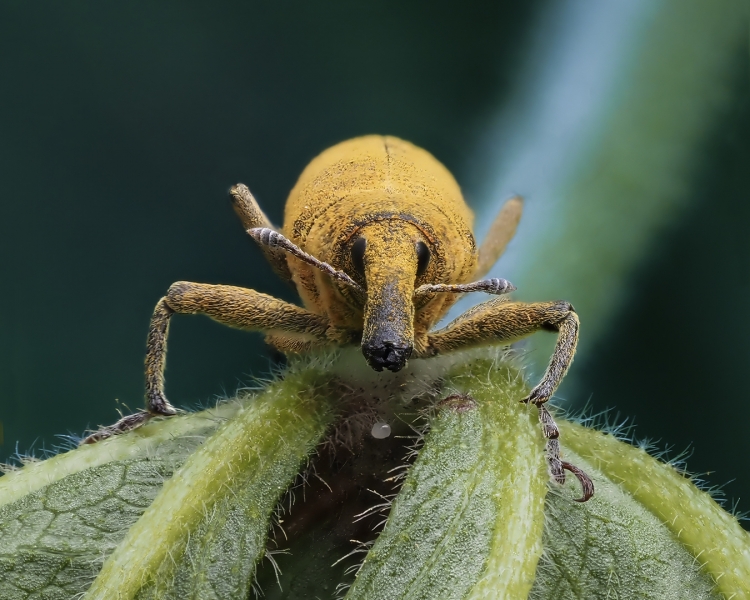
[84,135,592,500]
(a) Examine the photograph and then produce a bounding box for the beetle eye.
[416,241,430,277]
[351,237,367,276]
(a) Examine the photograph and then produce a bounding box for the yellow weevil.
[85,135,592,500]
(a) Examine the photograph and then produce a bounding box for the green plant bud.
[0,354,748,599]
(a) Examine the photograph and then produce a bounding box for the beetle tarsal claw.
[414,277,516,297]
[561,461,595,503]
[247,227,364,292]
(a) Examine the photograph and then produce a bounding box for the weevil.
[84,135,593,501]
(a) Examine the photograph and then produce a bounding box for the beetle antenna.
[414,278,516,297]
[248,228,364,292]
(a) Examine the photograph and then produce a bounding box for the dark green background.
[1,2,748,522]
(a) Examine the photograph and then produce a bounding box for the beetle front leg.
[420,299,592,501]
[520,305,579,407]
[423,299,579,406]
[82,282,331,444]
[144,297,176,417]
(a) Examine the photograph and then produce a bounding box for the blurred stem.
[473,0,747,377]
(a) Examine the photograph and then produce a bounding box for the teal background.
[1,2,748,522]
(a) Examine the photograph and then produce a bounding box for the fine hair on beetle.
[83,135,593,501]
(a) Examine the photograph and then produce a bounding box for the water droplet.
[371,422,391,439]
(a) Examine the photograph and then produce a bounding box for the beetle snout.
[356,220,420,373]
[362,341,413,372]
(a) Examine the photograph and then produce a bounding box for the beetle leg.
[230,183,293,281]
[538,404,595,496]
[419,299,592,499]
[545,438,566,485]
[475,196,523,279]
[421,299,579,406]
[537,403,560,439]
[538,404,566,485]
[81,282,331,444]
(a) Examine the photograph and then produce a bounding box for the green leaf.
[531,447,720,599]
[0,405,235,600]
[85,366,337,600]
[554,421,750,598]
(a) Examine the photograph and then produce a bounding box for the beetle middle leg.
[82,282,332,443]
